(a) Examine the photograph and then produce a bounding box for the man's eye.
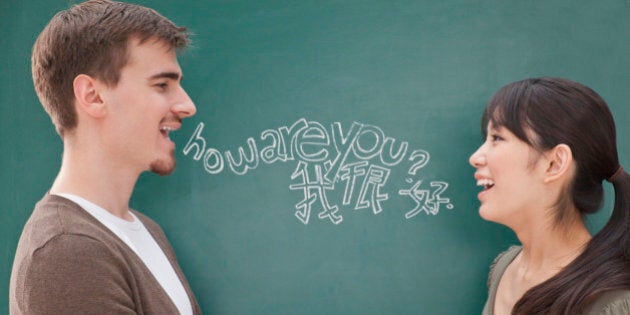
[155,83,168,90]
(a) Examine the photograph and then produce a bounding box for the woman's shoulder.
[487,245,521,287]
[482,246,523,315]
[584,290,630,315]
[493,245,521,263]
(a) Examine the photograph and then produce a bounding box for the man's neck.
[50,142,140,220]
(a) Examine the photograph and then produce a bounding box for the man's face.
[99,37,196,176]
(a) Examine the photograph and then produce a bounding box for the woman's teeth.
[477,179,495,190]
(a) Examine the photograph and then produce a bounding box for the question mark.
[408,149,430,175]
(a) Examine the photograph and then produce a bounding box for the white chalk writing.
[183,118,453,225]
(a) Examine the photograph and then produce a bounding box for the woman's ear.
[544,144,574,183]
[73,74,106,118]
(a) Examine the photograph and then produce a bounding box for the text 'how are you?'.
[183,118,453,225]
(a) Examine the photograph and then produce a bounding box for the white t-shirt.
[55,193,193,315]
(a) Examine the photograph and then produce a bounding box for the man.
[9,0,201,314]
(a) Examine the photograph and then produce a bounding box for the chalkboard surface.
[2,1,628,314]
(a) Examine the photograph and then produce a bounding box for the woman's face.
[469,121,548,228]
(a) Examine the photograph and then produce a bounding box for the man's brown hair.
[32,0,190,136]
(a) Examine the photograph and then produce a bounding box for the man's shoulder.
[20,194,120,252]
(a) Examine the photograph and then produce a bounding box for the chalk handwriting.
[354,165,390,214]
[289,162,341,225]
[399,181,453,218]
[183,118,453,224]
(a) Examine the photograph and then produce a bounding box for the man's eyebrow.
[148,71,182,81]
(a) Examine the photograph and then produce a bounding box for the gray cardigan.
[482,246,630,315]
[10,194,201,314]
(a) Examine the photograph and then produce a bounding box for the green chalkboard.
[2,0,629,314]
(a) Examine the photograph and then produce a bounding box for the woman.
[469,77,630,314]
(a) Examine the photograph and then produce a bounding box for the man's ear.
[73,74,106,118]
[544,144,574,183]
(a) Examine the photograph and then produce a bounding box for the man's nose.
[172,86,196,118]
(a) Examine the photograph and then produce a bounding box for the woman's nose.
[469,145,486,168]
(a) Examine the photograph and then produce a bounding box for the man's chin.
[150,158,176,176]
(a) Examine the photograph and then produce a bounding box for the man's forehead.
[127,35,176,51]
[123,37,181,76]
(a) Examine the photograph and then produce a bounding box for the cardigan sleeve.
[598,299,630,315]
[17,234,137,315]
[588,290,630,315]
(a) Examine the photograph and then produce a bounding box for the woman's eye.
[491,134,503,142]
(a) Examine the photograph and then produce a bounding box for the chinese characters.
[183,118,453,225]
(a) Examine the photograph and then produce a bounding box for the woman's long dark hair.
[482,77,630,314]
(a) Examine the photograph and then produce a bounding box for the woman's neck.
[515,215,592,283]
